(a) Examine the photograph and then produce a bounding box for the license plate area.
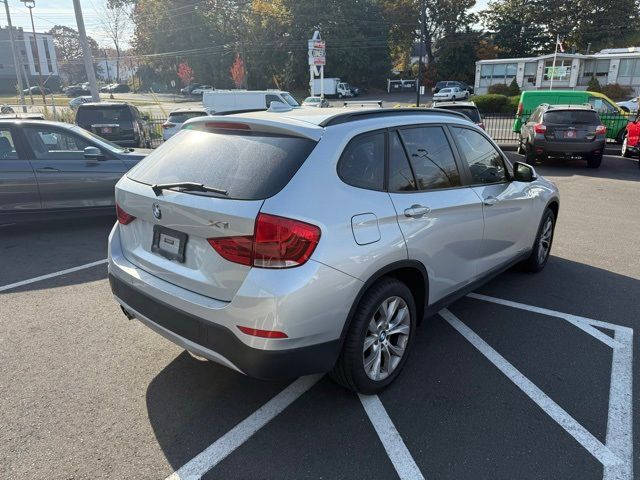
[101,127,113,134]
[152,225,187,263]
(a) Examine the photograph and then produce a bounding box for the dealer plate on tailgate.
[152,225,187,263]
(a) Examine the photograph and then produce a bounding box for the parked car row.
[101,83,131,93]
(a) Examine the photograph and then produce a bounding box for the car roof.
[541,104,595,111]
[169,108,207,114]
[432,101,477,108]
[0,118,76,127]
[78,102,130,108]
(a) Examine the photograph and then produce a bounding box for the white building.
[96,58,137,82]
[474,47,640,95]
[22,31,58,77]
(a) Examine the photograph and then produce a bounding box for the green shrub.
[506,95,520,112]
[472,94,509,113]
[587,77,602,92]
[600,83,634,101]
[487,83,511,95]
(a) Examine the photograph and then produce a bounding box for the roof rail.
[343,100,383,108]
[319,107,468,127]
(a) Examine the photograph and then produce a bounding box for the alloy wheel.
[537,217,553,264]
[363,296,411,381]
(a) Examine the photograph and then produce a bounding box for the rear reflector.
[237,326,288,339]
[116,204,136,225]
[208,213,321,269]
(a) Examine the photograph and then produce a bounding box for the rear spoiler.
[183,115,323,141]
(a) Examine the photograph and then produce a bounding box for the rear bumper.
[109,274,341,379]
[533,138,605,156]
[107,223,361,379]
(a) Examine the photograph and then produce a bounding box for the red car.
[622,117,640,165]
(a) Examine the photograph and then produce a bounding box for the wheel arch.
[545,197,560,219]
[338,260,429,344]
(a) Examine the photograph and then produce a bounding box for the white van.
[202,90,299,114]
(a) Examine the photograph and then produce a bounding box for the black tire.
[587,152,602,168]
[516,135,525,155]
[521,208,555,273]
[616,128,626,145]
[338,93,343,99]
[525,142,536,165]
[330,277,416,394]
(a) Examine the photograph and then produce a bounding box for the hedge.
[471,94,520,113]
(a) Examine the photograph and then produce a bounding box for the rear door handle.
[483,196,499,206]
[404,204,431,218]
[36,167,60,173]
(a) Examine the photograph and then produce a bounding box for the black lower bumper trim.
[109,274,341,379]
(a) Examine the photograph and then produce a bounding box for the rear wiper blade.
[151,182,227,196]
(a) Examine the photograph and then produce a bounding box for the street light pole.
[72,0,100,101]
[3,0,26,110]
[21,0,47,106]
[416,0,425,107]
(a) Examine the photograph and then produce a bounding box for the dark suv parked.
[76,102,150,148]
[518,104,606,168]
[432,81,474,94]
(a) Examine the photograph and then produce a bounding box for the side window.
[23,127,91,160]
[338,132,385,191]
[0,129,19,160]
[451,127,507,185]
[399,126,461,190]
[265,94,281,108]
[388,131,416,192]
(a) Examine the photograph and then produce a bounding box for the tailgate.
[116,177,261,302]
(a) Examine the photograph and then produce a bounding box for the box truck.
[312,78,352,98]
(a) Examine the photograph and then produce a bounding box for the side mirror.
[513,161,537,182]
[84,146,103,160]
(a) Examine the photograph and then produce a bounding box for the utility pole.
[3,0,26,109]
[104,50,111,83]
[21,1,46,106]
[72,0,100,101]
[416,0,425,106]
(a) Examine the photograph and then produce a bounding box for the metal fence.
[145,114,166,148]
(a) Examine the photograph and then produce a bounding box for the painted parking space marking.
[359,393,425,480]
[443,294,634,480]
[0,259,108,293]
[165,374,322,480]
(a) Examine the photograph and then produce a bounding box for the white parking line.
[441,308,623,468]
[359,394,425,480]
[467,292,624,348]
[0,259,108,293]
[165,374,322,480]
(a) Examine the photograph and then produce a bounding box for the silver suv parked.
[108,108,559,393]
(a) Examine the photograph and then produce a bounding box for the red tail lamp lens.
[116,204,136,225]
[208,213,321,269]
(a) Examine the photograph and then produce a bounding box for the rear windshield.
[77,107,132,124]
[544,110,599,125]
[441,106,480,123]
[168,111,207,123]
[127,128,317,200]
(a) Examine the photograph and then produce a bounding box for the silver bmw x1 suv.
[108,107,559,393]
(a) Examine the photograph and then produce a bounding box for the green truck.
[513,90,630,142]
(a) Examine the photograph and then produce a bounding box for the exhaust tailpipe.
[120,305,135,320]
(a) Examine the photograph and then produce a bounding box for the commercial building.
[0,26,59,94]
[474,47,640,95]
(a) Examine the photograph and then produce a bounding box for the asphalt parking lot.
[1,153,638,480]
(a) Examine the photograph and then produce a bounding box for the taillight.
[534,123,547,134]
[477,122,485,130]
[595,125,606,135]
[208,213,321,269]
[116,204,136,225]
[162,122,175,129]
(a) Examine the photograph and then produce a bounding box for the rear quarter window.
[127,128,317,200]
